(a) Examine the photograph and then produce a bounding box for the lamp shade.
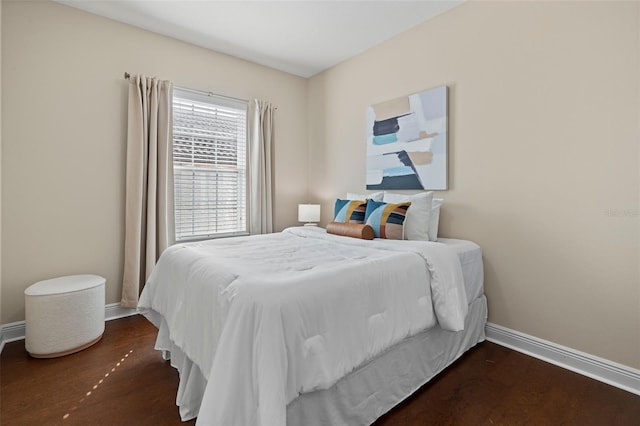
[298,204,321,223]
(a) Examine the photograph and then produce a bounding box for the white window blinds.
[172,88,248,241]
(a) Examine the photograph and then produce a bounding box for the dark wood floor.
[2,315,638,425]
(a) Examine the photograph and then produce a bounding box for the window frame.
[172,88,249,242]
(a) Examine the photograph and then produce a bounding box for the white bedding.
[138,226,468,426]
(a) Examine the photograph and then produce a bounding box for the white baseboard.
[0,320,25,352]
[485,322,640,396]
[0,303,138,354]
[104,302,138,321]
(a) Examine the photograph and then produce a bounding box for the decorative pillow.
[346,191,383,202]
[382,191,433,241]
[333,199,367,224]
[429,199,444,241]
[326,222,375,240]
[364,200,411,239]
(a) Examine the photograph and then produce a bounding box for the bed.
[138,226,487,426]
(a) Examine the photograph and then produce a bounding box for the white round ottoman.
[25,274,105,358]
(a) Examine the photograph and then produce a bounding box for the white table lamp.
[298,204,320,226]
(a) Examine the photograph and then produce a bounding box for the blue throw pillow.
[334,199,367,224]
[364,200,411,239]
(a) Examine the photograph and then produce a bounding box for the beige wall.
[1,0,308,323]
[308,1,640,368]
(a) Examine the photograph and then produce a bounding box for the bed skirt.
[144,294,487,424]
[288,294,487,425]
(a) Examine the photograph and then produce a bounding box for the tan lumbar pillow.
[326,222,375,240]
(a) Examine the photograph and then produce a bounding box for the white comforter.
[138,227,467,426]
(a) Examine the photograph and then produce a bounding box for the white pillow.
[382,192,433,241]
[429,199,444,241]
[346,191,383,202]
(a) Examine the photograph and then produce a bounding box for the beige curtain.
[121,75,174,308]
[247,100,275,234]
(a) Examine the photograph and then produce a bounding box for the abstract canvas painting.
[366,86,448,190]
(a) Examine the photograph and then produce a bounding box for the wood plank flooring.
[2,315,638,425]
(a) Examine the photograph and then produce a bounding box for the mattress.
[140,230,485,424]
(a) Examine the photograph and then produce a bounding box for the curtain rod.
[124,72,249,105]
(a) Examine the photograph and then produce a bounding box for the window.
[172,88,248,241]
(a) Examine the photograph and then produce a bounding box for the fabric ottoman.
[25,274,105,358]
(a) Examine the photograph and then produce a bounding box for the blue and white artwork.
[366,86,448,190]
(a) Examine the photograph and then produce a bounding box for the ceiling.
[54,0,463,78]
